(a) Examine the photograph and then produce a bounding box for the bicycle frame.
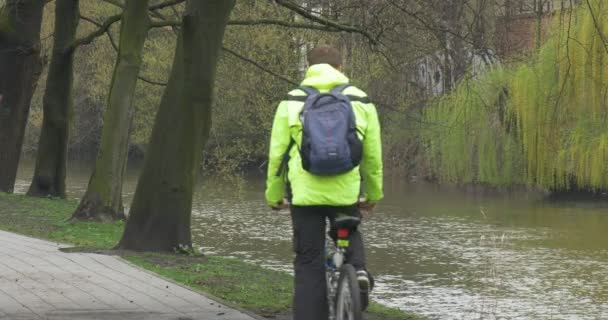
[326,227,351,320]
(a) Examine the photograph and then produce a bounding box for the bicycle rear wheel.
[335,264,363,320]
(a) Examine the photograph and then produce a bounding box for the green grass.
[0,192,423,319]
[0,192,123,248]
[124,254,293,316]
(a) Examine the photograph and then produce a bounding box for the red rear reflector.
[337,229,349,238]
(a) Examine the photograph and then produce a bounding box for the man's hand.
[270,199,290,211]
[358,200,376,219]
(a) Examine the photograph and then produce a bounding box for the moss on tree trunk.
[117,0,236,251]
[28,0,80,199]
[0,0,45,193]
[70,0,150,221]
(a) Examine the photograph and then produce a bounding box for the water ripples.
[12,167,608,319]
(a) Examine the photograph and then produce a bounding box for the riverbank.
[0,192,422,320]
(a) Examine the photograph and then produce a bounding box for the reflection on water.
[13,163,608,319]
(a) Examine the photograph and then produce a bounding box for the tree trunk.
[117,0,236,251]
[535,0,544,50]
[27,0,79,199]
[0,0,45,193]
[70,0,150,221]
[439,0,466,94]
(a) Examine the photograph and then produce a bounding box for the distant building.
[496,0,580,57]
[414,0,580,97]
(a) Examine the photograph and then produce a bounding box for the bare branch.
[274,0,378,45]
[80,14,168,86]
[100,0,184,11]
[78,0,372,87]
[136,75,168,86]
[385,0,474,47]
[146,8,298,86]
[79,14,103,28]
[70,0,185,50]
[149,0,184,11]
[222,47,298,86]
[150,18,345,32]
[70,14,121,50]
[149,19,180,29]
[228,19,342,32]
[99,0,123,9]
[584,0,608,54]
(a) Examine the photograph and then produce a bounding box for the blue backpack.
[296,84,363,175]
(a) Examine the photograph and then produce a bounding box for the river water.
[13,163,608,319]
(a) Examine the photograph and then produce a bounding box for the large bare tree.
[0,0,46,193]
[117,0,236,251]
[70,0,151,221]
[28,0,80,198]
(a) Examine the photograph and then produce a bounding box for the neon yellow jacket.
[265,64,383,207]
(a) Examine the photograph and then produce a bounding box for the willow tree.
[117,0,236,251]
[509,0,608,191]
[423,68,523,187]
[70,0,151,221]
[423,0,608,192]
[27,0,79,198]
[0,0,45,193]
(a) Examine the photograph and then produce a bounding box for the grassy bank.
[0,192,422,320]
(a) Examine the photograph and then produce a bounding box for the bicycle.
[326,215,368,320]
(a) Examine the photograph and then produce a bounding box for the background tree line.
[0,0,567,250]
[10,0,544,175]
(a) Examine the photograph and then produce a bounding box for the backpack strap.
[276,138,296,177]
[285,87,319,102]
[285,94,308,102]
[298,86,319,97]
[331,84,373,104]
[345,95,372,104]
[330,83,351,95]
[330,84,358,132]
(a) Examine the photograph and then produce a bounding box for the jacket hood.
[300,64,349,90]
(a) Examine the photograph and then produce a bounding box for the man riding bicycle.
[265,46,383,320]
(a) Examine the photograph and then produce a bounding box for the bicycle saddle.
[334,216,361,230]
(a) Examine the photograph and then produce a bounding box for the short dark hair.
[307,46,342,68]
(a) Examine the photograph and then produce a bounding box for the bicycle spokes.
[337,280,353,319]
[335,264,363,320]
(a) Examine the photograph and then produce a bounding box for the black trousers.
[291,205,367,320]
